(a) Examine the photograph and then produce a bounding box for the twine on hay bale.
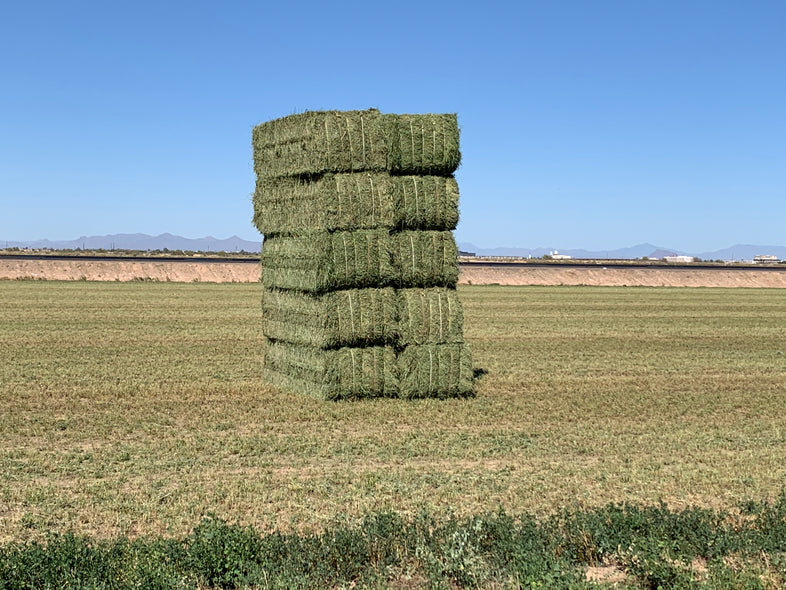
[260,229,396,293]
[260,229,461,292]
[261,286,464,349]
[252,173,459,234]
[397,287,464,346]
[397,343,474,399]
[392,231,459,288]
[252,109,460,178]
[263,339,398,400]
[261,287,398,349]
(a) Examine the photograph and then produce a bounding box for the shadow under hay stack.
[252,109,474,400]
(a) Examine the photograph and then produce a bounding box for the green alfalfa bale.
[397,343,474,399]
[395,175,460,231]
[260,229,396,293]
[263,340,398,400]
[252,173,460,234]
[253,173,396,234]
[392,231,460,288]
[261,287,398,348]
[397,288,465,346]
[252,109,388,178]
[251,109,460,178]
[388,113,461,176]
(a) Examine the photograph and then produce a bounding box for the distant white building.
[663,255,695,263]
[549,250,572,260]
[753,255,780,263]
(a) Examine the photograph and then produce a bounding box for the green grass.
[1,282,785,546]
[3,498,786,588]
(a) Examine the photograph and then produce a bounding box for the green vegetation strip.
[253,173,459,234]
[252,109,460,178]
[1,496,784,589]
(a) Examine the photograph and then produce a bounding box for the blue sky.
[1,0,784,252]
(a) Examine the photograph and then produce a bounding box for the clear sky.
[1,0,784,252]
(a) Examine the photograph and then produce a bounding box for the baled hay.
[397,288,465,346]
[261,229,460,292]
[389,113,461,176]
[260,229,395,293]
[395,175,460,232]
[392,231,460,288]
[261,287,398,348]
[397,343,474,399]
[252,109,460,178]
[263,340,398,400]
[252,173,459,234]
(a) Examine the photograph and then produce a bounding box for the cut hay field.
[1,282,785,545]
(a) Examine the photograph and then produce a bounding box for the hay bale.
[260,229,395,293]
[261,229,460,292]
[395,175,460,232]
[261,287,398,348]
[252,173,459,234]
[392,231,459,288]
[389,113,462,176]
[252,109,460,178]
[397,343,474,399]
[397,288,464,346]
[263,340,398,400]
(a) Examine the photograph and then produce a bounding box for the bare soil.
[2,258,786,287]
[0,259,260,283]
[459,263,786,288]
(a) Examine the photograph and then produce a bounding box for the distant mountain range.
[2,233,261,253]
[2,234,784,261]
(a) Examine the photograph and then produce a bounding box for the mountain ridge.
[2,233,261,253]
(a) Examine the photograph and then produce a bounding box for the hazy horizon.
[5,232,786,261]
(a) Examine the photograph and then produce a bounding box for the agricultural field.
[2,281,785,548]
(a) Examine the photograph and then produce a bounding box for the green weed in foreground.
[1,495,785,589]
[1,282,785,547]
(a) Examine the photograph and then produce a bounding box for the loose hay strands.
[397,288,465,346]
[252,173,459,234]
[260,230,396,293]
[252,110,460,178]
[397,343,474,399]
[263,340,398,400]
[261,287,398,348]
[392,231,459,288]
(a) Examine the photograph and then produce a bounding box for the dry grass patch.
[1,283,785,543]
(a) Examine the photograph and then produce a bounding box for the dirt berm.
[2,258,786,288]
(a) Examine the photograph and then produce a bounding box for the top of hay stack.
[252,109,461,178]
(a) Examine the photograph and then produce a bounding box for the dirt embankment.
[0,259,261,283]
[3,258,786,288]
[459,263,786,288]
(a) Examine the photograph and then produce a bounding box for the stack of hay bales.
[252,109,473,400]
